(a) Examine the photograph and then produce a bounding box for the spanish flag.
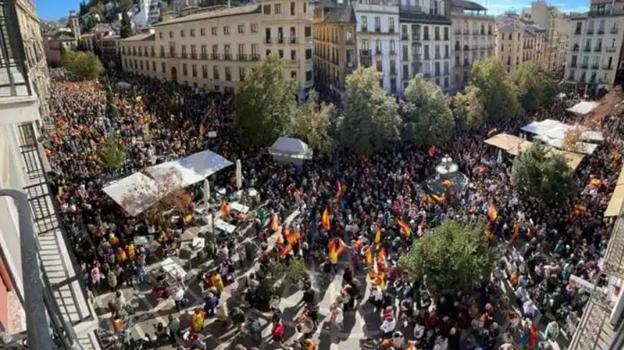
[397,218,412,237]
[364,246,373,265]
[287,228,301,246]
[377,246,387,262]
[219,199,230,217]
[374,227,382,243]
[589,178,602,188]
[199,123,206,137]
[487,205,498,221]
[431,193,446,203]
[328,238,346,263]
[335,180,343,199]
[321,208,330,231]
[279,244,293,258]
[270,214,280,232]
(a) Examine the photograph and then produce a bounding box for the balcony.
[181,52,188,59]
[211,53,219,60]
[389,69,397,76]
[583,46,591,52]
[223,53,232,60]
[411,54,422,61]
[598,28,605,34]
[277,37,284,44]
[401,34,408,40]
[190,53,197,59]
[389,49,396,56]
[611,27,618,34]
[251,54,260,61]
[265,37,272,44]
[587,29,594,34]
[361,27,368,33]
[595,46,602,52]
[289,37,296,44]
[237,54,247,61]
[591,64,599,69]
[412,34,420,41]
[606,46,617,52]
[201,53,208,59]
[572,44,579,52]
[375,48,382,55]
[570,62,577,68]
[389,28,395,34]
[603,65,613,70]
[575,30,582,35]
[360,49,371,57]
[375,26,381,33]
[580,63,589,69]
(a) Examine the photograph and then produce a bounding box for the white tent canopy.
[520,119,603,155]
[103,172,161,217]
[103,149,232,216]
[269,137,313,160]
[566,101,600,115]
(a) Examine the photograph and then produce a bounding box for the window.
[291,50,296,60]
[375,17,381,32]
[224,44,231,59]
[434,27,440,41]
[213,66,219,80]
[266,49,271,56]
[376,60,382,71]
[192,64,197,77]
[169,31,173,38]
[200,28,206,36]
[181,45,187,58]
[182,63,187,76]
[181,30,185,38]
[423,26,429,40]
[306,70,312,81]
[202,65,208,78]
[212,44,218,58]
[376,39,382,54]
[201,45,207,58]
[278,49,284,58]
[266,28,272,43]
[251,24,258,33]
[190,29,195,37]
[251,44,258,57]
[190,45,196,58]
[264,5,271,14]
[305,26,311,37]
[211,27,217,35]
[152,61,156,72]
[305,48,312,59]
[224,26,230,35]
[361,16,367,32]
[444,27,449,40]
[275,4,281,14]
[291,71,297,79]
[389,18,395,33]
[290,2,295,15]
[390,40,396,54]
[238,44,245,57]
[238,24,245,34]
[225,67,231,81]
[240,67,246,81]
[161,62,166,73]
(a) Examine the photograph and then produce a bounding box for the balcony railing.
[360,49,371,57]
[223,53,232,60]
[598,28,605,34]
[375,26,381,33]
[591,64,599,69]
[401,34,408,40]
[251,54,260,61]
[583,46,591,52]
[595,46,602,52]
[611,27,618,34]
[573,45,579,52]
[606,46,617,52]
[375,48,382,55]
[580,63,588,69]
[570,62,577,68]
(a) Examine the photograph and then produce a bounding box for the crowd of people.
[44,70,624,350]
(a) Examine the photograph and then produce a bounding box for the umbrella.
[236,159,242,190]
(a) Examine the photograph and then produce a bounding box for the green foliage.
[452,85,486,130]
[469,58,520,122]
[512,62,559,113]
[286,90,336,154]
[398,220,497,296]
[120,11,133,38]
[119,0,133,12]
[61,50,104,80]
[401,76,454,146]
[511,144,578,206]
[338,67,401,155]
[106,87,119,119]
[235,55,297,147]
[98,138,126,170]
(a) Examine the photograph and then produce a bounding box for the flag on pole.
[397,218,412,237]
[328,238,346,263]
[374,227,382,244]
[270,214,280,232]
[321,208,330,231]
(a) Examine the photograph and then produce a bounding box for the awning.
[605,184,624,217]
[269,137,313,160]
[567,101,600,115]
[102,172,161,216]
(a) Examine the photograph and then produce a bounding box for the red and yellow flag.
[487,205,498,221]
[219,199,230,217]
[335,180,343,199]
[287,228,301,246]
[321,208,330,231]
[377,245,387,262]
[328,238,346,263]
[270,214,280,232]
[397,218,412,237]
[364,246,373,265]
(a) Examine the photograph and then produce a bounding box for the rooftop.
[154,4,261,26]
[450,0,486,12]
[399,11,452,25]
[119,32,156,42]
[323,5,356,23]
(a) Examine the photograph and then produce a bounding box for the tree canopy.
[285,90,336,154]
[235,54,297,148]
[401,76,455,146]
[337,67,401,155]
[469,58,520,122]
[451,85,486,131]
[120,11,133,38]
[512,62,559,113]
[98,137,126,170]
[398,220,497,296]
[511,144,578,206]
[61,50,104,80]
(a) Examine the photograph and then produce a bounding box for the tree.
[511,144,578,206]
[98,138,126,170]
[337,67,401,155]
[61,50,104,79]
[120,11,133,39]
[398,220,497,296]
[512,62,558,113]
[401,75,454,146]
[452,85,486,131]
[106,87,120,119]
[118,0,133,12]
[285,90,336,154]
[469,58,520,122]
[235,54,297,147]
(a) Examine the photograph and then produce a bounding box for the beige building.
[313,3,356,100]
[496,13,546,72]
[118,1,314,97]
[564,3,624,92]
[449,0,495,90]
[524,1,572,73]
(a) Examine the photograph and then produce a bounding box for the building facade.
[496,13,546,72]
[449,0,495,90]
[524,0,571,73]
[118,1,314,97]
[564,1,624,92]
[313,3,356,100]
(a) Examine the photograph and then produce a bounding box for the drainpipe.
[0,189,54,350]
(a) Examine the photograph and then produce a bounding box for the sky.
[35,0,590,21]
[36,0,82,21]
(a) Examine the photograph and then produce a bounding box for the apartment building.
[352,0,401,94]
[525,0,571,73]
[313,3,356,99]
[496,13,546,72]
[448,0,495,89]
[118,1,314,97]
[564,1,624,92]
